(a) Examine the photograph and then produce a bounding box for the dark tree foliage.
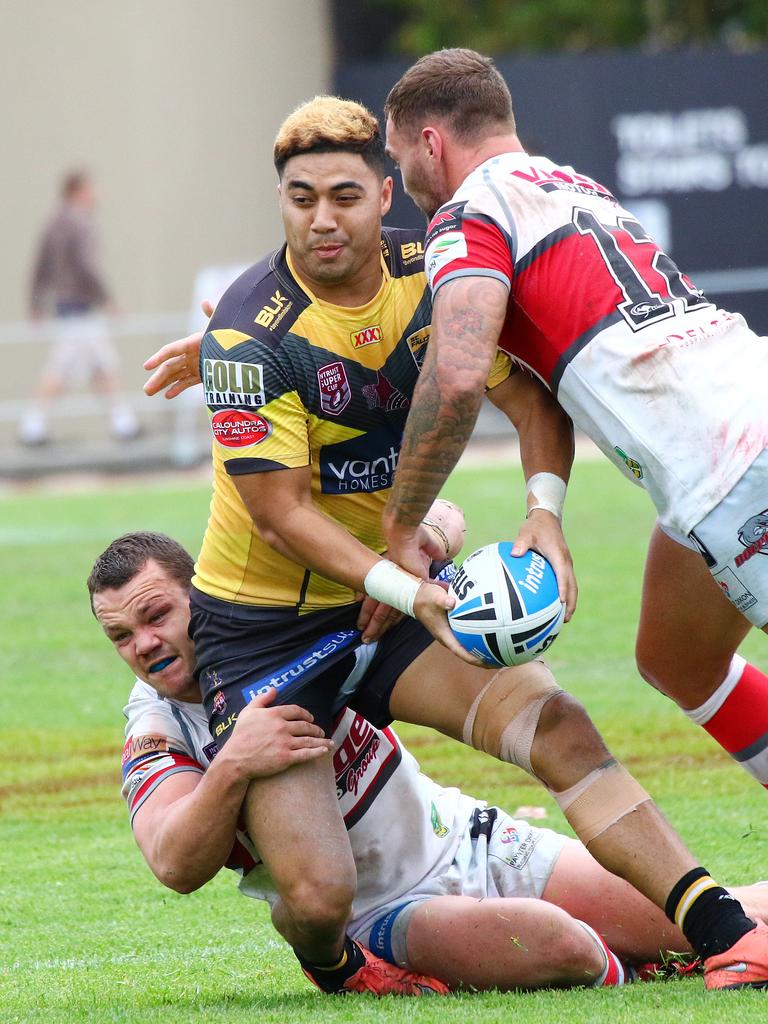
[331,0,768,59]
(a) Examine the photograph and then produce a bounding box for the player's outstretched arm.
[131,692,332,893]
[384,276,508,576]
[486,372,578,619]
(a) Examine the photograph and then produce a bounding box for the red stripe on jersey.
[430,215,513,294]
[702,662,768,755]
[127,753,204,812]
[502,232,623,383]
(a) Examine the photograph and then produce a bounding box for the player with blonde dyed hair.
[273,96,386,175]
[142,96,759,997]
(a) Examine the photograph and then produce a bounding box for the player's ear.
[380,175,393,216]
[423,127,443,162]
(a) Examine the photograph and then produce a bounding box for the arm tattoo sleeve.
[391,277,509,527]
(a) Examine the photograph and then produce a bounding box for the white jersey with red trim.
[425,152,768,533]
[121,681,475,922]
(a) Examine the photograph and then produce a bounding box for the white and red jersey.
[425,153,768,533]
[121,681,475,924]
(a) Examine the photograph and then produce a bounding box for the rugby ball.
[448,543,565,667]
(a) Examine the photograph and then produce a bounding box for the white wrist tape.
[526,472,567,520]
[363,559,423,617]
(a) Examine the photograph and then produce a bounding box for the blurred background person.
[20,170,140,446]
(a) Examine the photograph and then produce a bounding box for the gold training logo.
[351,324,382,349]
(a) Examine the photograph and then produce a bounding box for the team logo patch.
[428,201,467,235]
[319,427,400,494]
[406,327,430,370]
[713,567,758,613]
[361,371,410,412]
[426,230,468,280]
[431,802,450,838]
[614,445,644,480]
[202,741,219,763]
[254,289,292,330]
[400,240,424,264]
[212,690,227,715]
[203,359,265,407]
[735,509,768,567]
[500,825,520,845]
[496,823,540,870]
[317,361,352,416]
[211,409,271,448]
[214,712,238,739]
[351,324,382,349]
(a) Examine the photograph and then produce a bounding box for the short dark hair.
[385,48,515,141]
[273,95,386,178]
[87,532,194,612]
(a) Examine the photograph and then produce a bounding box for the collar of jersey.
[285,247,392,320]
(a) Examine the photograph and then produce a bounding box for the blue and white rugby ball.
[448,542,565,667]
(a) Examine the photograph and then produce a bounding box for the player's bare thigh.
[542,837,684,961]
[544,836,768,960]
[635,523,752,708]
[403,893,603,989]
[241,753,356,927]
[388,641,497,738]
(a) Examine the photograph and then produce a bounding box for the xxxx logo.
[351,324,382,349]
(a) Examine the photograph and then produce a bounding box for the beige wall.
[2,0,331,320]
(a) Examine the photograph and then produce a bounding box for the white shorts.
[351,806,566,967]
[659,445,768,628]
[46,311,118,383]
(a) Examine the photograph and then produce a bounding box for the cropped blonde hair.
[273,96,386,177]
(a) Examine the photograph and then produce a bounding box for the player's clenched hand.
[511,510,578,620]
[413,581,484,666]
[143,300,213,399]
[382,519,434,580]
[222,689,333,779]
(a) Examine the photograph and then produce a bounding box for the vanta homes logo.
[319,428,400,494]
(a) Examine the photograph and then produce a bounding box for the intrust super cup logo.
[317,361,352,416]
[211,409,271,448]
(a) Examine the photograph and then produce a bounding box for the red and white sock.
[685,655,768,788]
[576,920,636,986]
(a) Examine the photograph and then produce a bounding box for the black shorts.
[190,588,435,740]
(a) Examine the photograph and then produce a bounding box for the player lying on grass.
[380,48,768,811]
[91,530,768,992]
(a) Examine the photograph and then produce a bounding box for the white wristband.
[363,559,423,617]
[526,472,567,521]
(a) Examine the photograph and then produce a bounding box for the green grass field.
[1,459,766,1023]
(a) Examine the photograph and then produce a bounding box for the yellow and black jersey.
[194,227,511,611]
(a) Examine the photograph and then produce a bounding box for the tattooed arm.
[383,276,508,576]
